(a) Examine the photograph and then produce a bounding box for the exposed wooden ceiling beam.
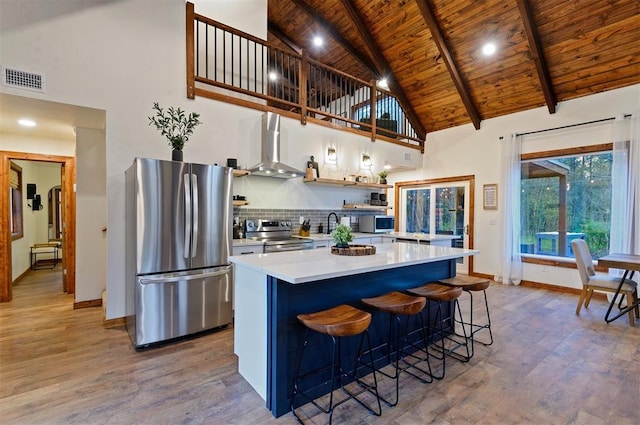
[415,0,482,130]
[289,0,378,79]
[516,0,557,114]
[268,22,302,55]
[338,0,427,139]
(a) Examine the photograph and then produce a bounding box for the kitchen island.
[229,242,479,417]
[383,231,460,245]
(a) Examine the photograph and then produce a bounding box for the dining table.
[597,253,640,324]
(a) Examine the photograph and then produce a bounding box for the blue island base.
[266,258,457,417]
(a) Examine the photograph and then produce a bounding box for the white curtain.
[610,112,640,257]
[495,133,522,285]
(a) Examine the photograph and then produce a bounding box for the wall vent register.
[2,67,45,92]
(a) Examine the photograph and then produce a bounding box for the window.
[520,148,612,259]
[353,93,403,135]
[398,179,471,273]
[9,161,23,240]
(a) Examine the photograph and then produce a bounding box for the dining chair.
[572,239,639,326]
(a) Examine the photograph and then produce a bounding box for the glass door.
[399,181,470,273]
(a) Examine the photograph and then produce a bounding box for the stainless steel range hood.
[248,112,304,178]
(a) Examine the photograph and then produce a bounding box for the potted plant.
[332,224,353,248]
[378,170,388,184]
[148,102,202,161]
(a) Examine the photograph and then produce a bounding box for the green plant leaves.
[148,102,202,150]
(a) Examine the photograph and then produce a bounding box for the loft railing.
[186,3,424,151]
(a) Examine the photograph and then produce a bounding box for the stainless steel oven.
[245,219,314,253]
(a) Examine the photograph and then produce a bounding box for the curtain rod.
[499,113,632,139]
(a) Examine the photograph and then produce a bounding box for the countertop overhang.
[229,242,478,284]
[232,231,460,246]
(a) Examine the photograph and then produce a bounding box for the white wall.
[10,159,61,279]
[233,112,421,209]
[2,0,638,318]
[388,84,640,289]
[76,127,106,301]
[1,134,75,157]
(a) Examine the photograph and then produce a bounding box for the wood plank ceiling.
[267,0,640,134]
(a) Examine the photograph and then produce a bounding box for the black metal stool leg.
[399,312,433,383]
[292,331,382,424]
[427,298,471,366]
[448,288,493,361]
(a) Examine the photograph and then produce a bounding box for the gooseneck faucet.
[327,212,339,234]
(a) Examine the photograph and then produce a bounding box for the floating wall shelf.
[342,204,392,211]
[232,169,251,177]
[303,177,392,190]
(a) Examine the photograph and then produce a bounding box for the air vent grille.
[2,67,45,92]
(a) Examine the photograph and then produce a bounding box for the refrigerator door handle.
[183,173,191,259]
[191,173,199,258]
[139,266,232,284]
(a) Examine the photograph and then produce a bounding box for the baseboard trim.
[11,268,31,285]
[470,271,494,280]
[73,299,102,309]
[471,272,604,299]
[519,280,582,295]
[103,317,126,328]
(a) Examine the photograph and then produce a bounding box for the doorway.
[395,175,475,274]
[1,151,76,302]
[48,185,63,241]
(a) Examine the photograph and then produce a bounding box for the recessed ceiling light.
[482,43,497,56]
[313,36,323,47]
[18,118,36,127]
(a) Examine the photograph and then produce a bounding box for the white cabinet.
[232,243,264,255]
[313,240,330,249]
[352,236,372,245]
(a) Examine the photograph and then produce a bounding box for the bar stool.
[439,275,493,360]
[291,304,382,425]
[360,291,430,406]
[406,283,470,374]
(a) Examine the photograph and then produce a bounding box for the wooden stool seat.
[360,291,432,406]
[407,283,462,302]
[292,304,381,422]
[297,304,371,337]
[439,275,490,292]
[362,291,426,316]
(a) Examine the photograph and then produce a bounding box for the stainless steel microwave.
[359,215,395,233]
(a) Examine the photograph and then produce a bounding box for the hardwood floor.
[1,267,639,424]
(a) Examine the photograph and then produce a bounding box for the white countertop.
[229,243,478,284]
[297,232,383,241]
[233,232,385,246]
[232,232,459,246]
[232,238,267,247]
[385,232,460,241]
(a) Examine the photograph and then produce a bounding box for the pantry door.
[397,176,474,274]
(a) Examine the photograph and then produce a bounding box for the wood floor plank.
[1,265,639,424]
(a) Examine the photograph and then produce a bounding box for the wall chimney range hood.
[248,112,304,178]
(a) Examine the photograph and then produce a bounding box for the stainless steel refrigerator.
[125,157,233,348]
